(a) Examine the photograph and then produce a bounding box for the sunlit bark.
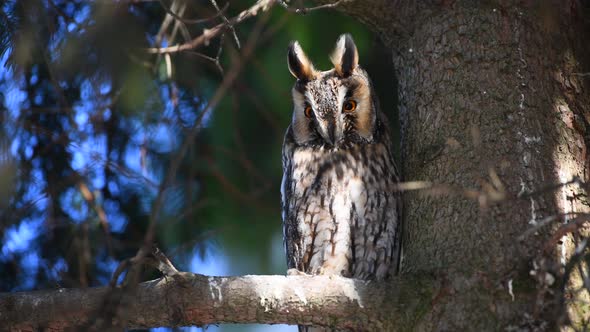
[0,273,431,331]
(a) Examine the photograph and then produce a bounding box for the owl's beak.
[318,119,340,147]
[317,114,341,147]
[326,123,336,146]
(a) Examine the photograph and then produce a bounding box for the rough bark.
[382,0,590,330]
[0,273,432,331]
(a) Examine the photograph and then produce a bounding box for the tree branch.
[278,0,347,14]
[146,0,275,54]
[0,274,432,331]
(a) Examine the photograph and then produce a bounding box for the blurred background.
[0,1,396,331]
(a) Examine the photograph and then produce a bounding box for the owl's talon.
[287,268,309,276]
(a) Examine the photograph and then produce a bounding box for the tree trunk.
[334,0,590,329]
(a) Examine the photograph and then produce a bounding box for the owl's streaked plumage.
[281,34,401,286]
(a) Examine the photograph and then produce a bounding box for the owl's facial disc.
[291,73,375,147]
[288,34,376,147]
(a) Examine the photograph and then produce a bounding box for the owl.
[281,33,401,289]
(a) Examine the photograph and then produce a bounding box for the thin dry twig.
[518,175,584,199]
[519,212,585,240]
[150,247,180,277]
[186,33,225,75]
[277,0,347,14]
[392,180,498,206]
[146,0,275,54]
[543,215,590,254]
[158,0,230,24]
[109,245,151,287]
[77,180,114,256]
[210,0,241,48]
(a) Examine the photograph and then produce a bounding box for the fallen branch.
[0,273,432,331]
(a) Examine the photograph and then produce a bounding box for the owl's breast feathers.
[281,125,400,280]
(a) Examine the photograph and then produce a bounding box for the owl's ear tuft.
[288,41,316,81]
[330,34,358,77]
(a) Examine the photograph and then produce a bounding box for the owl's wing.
[379,155,402,278]
[281,133,301,270]
[390,189,403,276]
[388,145,403,276]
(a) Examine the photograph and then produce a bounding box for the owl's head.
[287,34,379,148]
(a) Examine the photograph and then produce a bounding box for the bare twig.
[518,175,584,199]
[168,1,187,45]
[146,0,275,54]
[111,246,180,281]
[149,247,180,277]
[210,0,241,48]
[109,246,152,287]
[109,258,133,287]
[277,0,347,14]
[392,181,493,205]
[77,181,114,256]
[155,0,179,47]
[157,0,230,24]
[518,212,586,240]
[186,33,225,75]
[543,214,590,254]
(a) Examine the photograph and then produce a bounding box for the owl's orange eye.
[343,100,357,113]
[304,105,313,118]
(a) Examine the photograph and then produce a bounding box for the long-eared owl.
[281,34,401,288]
